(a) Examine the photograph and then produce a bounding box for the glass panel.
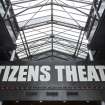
[10,0,93,59]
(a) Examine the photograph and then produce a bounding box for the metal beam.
[22,0,49,29]
[8,2,90,20]
[17,40,50,54]
[101,101,105,105]
[66,0,92,5]
[6,1,47,20]
[20,21,51,30]
[21,20,84,31]
[93,0,100,20]
[22,31,31,57]
[12,0,46,5]
[10,50,16,61]
[0,101,2,105]
[12,2,91,11]
[52,2,90,16]
[53,20,84,30]
[76,31,86,56]
[88,50,94,61]
[56,0,81,27]
[74,30,82,56]
[51,0,54,57]
[55,36,78,44]
[3,4,12,19]
[17,36,49,46]
[12,0,92,5]
[19,33,29,57]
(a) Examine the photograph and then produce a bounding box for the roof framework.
[10,0,94,60]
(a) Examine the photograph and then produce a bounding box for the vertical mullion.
[51,0,54,56]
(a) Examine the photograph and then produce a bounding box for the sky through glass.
[10,0,93,59]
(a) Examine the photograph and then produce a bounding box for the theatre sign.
[0,65,105,82]
[0,62,105,101]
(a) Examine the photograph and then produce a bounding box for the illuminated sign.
[0,65,105,82]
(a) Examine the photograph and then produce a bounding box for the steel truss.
[7,0,100,60]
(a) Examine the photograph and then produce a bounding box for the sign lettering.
[0,65,105,82]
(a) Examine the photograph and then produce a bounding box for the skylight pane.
[10,0,93,59]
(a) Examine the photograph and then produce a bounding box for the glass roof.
[10,0,93,59]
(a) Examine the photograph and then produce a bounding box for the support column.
[51,0,54,57]
[101,101,105,105]
[4,4,11,19]
[0,101,2,105]
[88,50,94,61]
[93,0,100,20]
[10,50,16,61]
